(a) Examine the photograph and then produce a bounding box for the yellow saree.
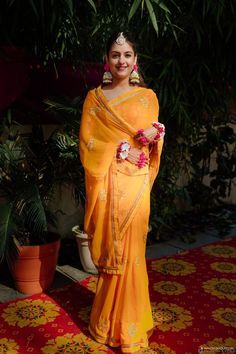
[79,85,164,353]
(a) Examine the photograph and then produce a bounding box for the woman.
[79,32,165,353]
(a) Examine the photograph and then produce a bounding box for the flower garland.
[135,122,165,146]
[152,122,165,141]
[116,141,131,160]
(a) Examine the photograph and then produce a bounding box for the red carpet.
[0,237,236,353]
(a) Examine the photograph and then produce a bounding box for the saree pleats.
[89,170,153,352]
[79,86,164,352]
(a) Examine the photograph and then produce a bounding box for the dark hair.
[105,31,146,87]
[106,32,137,57]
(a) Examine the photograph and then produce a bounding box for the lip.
[116,66,128,70]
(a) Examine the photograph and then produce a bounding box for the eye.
[125,54,132,58]
[112,54,119,59]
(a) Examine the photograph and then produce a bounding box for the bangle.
[152,122,165,141]
[116,141,131,161]
[136,152,148,169]
[135,129,150,146]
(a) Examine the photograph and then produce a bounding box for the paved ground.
[0,224,236,304]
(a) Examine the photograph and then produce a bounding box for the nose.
[118,55,125,64]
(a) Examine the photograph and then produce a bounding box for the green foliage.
[0,112,84,260]
[0,0,236,240]
[0,0,96,65]
[0,119,53,257]
[45,96,85,204]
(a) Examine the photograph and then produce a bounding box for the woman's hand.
[126,148,149,168]
[135,126,157,145]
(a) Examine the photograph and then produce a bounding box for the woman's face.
[106,41,137,82]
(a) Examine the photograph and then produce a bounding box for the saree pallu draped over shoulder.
[79,85,164,352]
[80,86,163,274]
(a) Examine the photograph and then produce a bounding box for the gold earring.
[102,64,112,84]
[130,64,140,84]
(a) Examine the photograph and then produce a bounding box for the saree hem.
[88,325,150,353]
[80,86,163,354]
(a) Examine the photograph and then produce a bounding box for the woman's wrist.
[135,129,150,145]
[135,123,165,146]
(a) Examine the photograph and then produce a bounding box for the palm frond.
[0,203,15,260]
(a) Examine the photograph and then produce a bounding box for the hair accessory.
[136,152,148,169]
[130,64,140,84]
[116,141,131,161]
[115,32,126,45]
[135,129,150,146]
[102,63,112,84]
[152,122,165,141]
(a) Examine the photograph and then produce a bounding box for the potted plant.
[0,120,62,294]
[45,96,97,275]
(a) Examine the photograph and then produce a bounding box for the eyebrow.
[110,51,133,54]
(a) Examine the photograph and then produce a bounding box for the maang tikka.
[115,32,126,45]
[102,63,112,84]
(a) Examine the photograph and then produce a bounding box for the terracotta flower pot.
[72,226,98,275]
[9,234,61,294]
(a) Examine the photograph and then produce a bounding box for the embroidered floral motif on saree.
[79,86,164,275]
[79,85,164,353]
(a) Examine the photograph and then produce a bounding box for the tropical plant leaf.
[128,0,142,21]
[20,182,48,240]
[86,0,96,13]
[145,0,159,35]
[28,0,39,17]
[152,0,170,14]
[65,0,74,16]
[0,203,14,260]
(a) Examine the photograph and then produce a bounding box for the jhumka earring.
[130,64,140,84]
[102,63,112,84]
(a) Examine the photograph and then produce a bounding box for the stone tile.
[146,242,181,259]
[56,265,90,282]
[224,225,236,237]
[193,226,236,239]
[167,232,218,251]
[0,284,27,303]
[0,265,91,304]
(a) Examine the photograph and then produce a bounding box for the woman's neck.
[110,78,131,90]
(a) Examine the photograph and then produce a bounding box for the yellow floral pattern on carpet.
[210,262,236,273]
[151,302,193,332]
[0,238,235,353]
[199,337,236,354]
[151,259,196,276]
[41,332,108,353]
[212,308,236,328]
[141,341,176,353]
[202,278,236,300]
[202,245,236,258]
[0,338,19,354]
[2,299,60,328]
[81,276,98,293]
[153,281,186,295]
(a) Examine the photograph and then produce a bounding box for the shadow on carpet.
[0,237,236,354]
